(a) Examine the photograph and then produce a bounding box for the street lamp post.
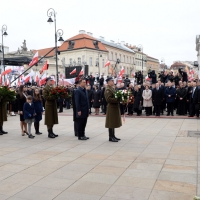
[1,25,8,82]
[137,44,143,72]
[47,8,64,86]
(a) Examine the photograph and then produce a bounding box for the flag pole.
[10,47,56,85]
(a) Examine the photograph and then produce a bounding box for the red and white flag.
[17,77,21,86]
[29,52,38,67]
[1,66,12,76]
[78,68,84,76]
[24,74,30,83]
[39,61,48,74]
[118,66,125,77]
[35,71,40,83]
[39,73,47,86]
[131,70,135,77]
[189,69,195,75]
[105,59,110,67]
[4,78,10,86]
[70,68,76,75]
[58,78,75,86]
[145,75,151,81]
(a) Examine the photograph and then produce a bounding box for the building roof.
[33,47,56,58]
[59,34,108,52]
[100,40,135,53]
[147,55,159,62]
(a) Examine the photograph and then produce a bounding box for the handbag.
[138,105,142,111]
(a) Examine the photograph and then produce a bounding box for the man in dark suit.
[164,81,176,116]
[152,83,163,116]
[75,79,90,140]
[72,82,79,136]
[192,81,200,118]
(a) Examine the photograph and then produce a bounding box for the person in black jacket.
[133,85,142,116]
[123,75,131,87]
[176,83,187,115]
[86,85,93,114]
[101,85,107,115]
[92,85,101,115]
[152,83,163,116]
[179,68,188,82]
[72,82,79,137]
[148,70,157,84]
[17,85,29,136]
[75,79,90,140]
[99,75,104,88]
[135,71,143,85]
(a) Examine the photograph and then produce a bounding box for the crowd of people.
[0,68,199,141]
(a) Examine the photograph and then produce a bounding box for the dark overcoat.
[92,90,101,108]
[152,88,163,105]
[23,102,35,120]
[33,99,43,122]
[105,85,122,128]
[164,87,176,103]
[75,87,89,118]
[0,102,7,123]
[133,90,142,109]
[42,85,58,126]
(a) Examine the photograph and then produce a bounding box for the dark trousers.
[120,104,125,115]
[145,107,152,116]
[167,102,174,115]
[189,102,195,116]
[59,101,63,112]
[154,105,161,116]
[77,118,88,138]
[74,121,79,136]
[103,103,107,114]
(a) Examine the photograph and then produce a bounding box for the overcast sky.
[0,0,199,65]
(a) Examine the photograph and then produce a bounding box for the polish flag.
[145,75,151,81]
[29,52,38,67]
[17,77,21,86]
[35,71,40,83]
[70,68,76,75]
[118,66,125,77]
[78,68,84,76]
[105,59,110,67]
[39,73,47,86]
[24,74,30,83]
[131,71,135,77]
[39,61,49,74]
[190,69,195,75]
[58,78,75,86]
[1,66,12,76]
[4,78,10,86]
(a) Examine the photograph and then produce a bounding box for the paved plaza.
[0,112,200,200]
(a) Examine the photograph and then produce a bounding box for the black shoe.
[48,129,55,138]
[1,130,8,134]
[52,129,58,137]
[35,132,42,135]
[28,134,35,139]
[83,136,89,140]
[114,136,121,141]
[0,132,3,135]
[109,137,118,142]
[78,137,87,140]
[167,114,170,116]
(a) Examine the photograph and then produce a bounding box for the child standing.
[23,95,36,139]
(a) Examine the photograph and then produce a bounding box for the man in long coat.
[105,77,122,142]
[152,83,163,116]
[0,101,8,135]
[42,77,58,138]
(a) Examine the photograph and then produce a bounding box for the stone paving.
[0,111,200,199]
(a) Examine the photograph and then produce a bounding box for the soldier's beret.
[106,77,114,82]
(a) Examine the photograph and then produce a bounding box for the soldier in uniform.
[0,100,8,135]
[42,77,58,138]
[104,77,122,142]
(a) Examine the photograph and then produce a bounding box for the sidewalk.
[0,113,199,199]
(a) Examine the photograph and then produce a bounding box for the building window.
[89,57,93,66]
[69,58,72,65]
[102,59,104,67]
[111,52,113,60]
[78,57,81,65]
[119,54,121,61]
[96,58,99,67]
[127,56,129,63]
[82,55,85,63]
[115,53,117,61]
